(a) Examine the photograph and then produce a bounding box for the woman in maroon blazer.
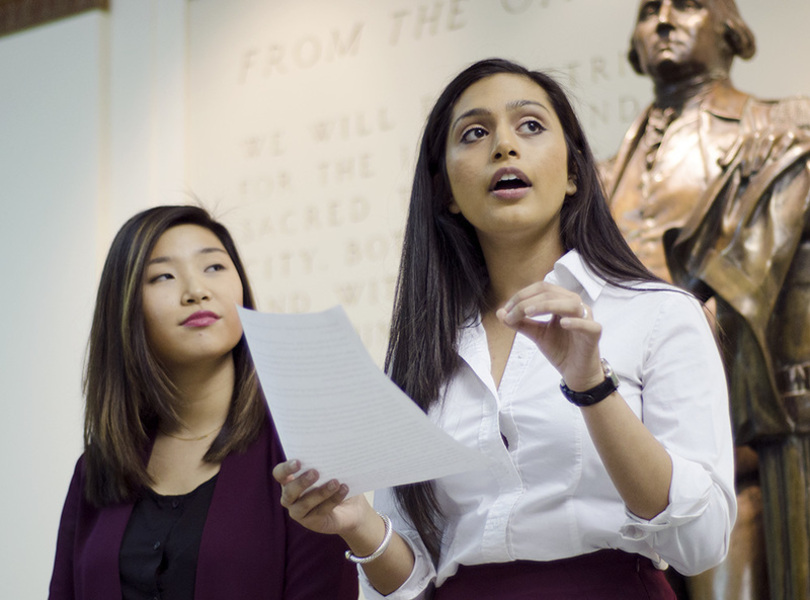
[49,205,357,600]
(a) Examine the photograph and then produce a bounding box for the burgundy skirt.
[432,550,676,600]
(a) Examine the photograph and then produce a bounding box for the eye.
[518,119,545,134]
[460,126,488,144]
[148,273,174,284]
[205,263,226,273]
[639,1,660,18]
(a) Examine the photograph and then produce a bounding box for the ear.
[566,177,577,196]
[448,198,461,214]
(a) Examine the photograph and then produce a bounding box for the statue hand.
[719,127,801,177]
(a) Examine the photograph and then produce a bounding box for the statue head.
[628,0,755,83]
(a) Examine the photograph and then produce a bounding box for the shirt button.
[153,541,161,551]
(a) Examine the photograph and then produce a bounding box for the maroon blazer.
[49,411,358,599]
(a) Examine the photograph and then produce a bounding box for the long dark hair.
[83,205,264,506]
[385,58,660,561]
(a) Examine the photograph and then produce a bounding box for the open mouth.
[493,173,531,191]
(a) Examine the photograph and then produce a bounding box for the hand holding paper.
[237,305,486,496]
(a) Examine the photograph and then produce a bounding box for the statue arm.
[720,97,810,179]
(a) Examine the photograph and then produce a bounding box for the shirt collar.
[544,250,606,303]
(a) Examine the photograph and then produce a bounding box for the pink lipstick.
[182,311,220,327]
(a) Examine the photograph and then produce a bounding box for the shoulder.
[630,288,716,361]
[598,283,708,340]
[64,453,88,499]
[602,280,697,306]
[750,95,810,130]
[72,452,87,476]
[629,284,705,321]
[704,84,810,130]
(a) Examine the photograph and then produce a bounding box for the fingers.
[734,129,798,178]
[741,132,776,177]
[771,129,797,160]
[497,283,589,327]
[278,466,320,509]
[718,135,743,168]
[288,478,349,519]
[272,458,302,485]
[579,303,590,320]
[274,459,348,515]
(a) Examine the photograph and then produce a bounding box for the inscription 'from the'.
[239,22,363,81]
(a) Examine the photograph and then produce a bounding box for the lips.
[652,35,682,53]
[490,167,532,199]
[181,311,220,327]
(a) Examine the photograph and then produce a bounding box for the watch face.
[602,359,620,387]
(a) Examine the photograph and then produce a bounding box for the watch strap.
[560,358,619,407]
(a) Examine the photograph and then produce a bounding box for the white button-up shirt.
[361,251,736,600]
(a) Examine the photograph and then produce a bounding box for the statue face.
[632,0,730,82]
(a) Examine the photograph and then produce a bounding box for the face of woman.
[444,73,576,248]
[141,224,245,372]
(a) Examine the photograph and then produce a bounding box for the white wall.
[0,11,103,599]
[0,1,187,597]
[1,1,808,597]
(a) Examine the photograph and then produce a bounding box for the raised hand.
[495,281,605,391]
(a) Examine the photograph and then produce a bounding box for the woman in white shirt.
[273,58,736,599]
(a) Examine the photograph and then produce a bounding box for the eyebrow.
[451,99,551,131]
[146,247,228,266]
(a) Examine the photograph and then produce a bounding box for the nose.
[492,130,519,161]
[181,277,211,305]
[657,0,673,25]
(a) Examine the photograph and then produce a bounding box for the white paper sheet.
[237,305,487,496]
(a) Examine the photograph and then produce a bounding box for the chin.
[651,59,705,84]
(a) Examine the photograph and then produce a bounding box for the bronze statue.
[601,1,810,599]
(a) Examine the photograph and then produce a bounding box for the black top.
[120,475,218,600]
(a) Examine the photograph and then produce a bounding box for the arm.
[578,386,673,520]
[498,284,735,573]
[620,291,736,573]
[497,282,672,519]
[273,460,416,596]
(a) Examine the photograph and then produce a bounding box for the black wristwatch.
[560,359,619,407]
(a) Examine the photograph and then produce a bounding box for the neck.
[653,71,728,111]
[163,354,235,436]
[479,232,564,310]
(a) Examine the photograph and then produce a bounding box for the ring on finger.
[580,303,589,319]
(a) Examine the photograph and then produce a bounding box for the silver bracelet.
[345,513,393,564]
